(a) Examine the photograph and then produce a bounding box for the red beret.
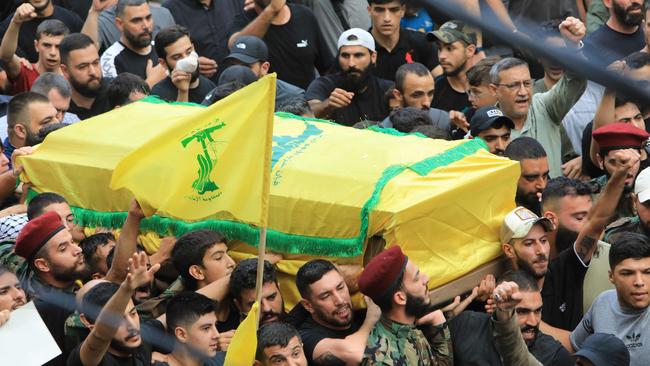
[593,123,649,150]
[15,211,66,260]
[358,246,408,302]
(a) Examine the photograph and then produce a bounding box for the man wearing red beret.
[358,246,453,365]
[589,122,649,222]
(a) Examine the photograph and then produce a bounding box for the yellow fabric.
[224,301,259,366]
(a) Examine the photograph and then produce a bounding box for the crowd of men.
[1,0,650,365]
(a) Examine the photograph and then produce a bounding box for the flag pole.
[254,227,267,330]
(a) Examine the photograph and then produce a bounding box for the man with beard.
[502,150,631,332]
[589,123,648,222]
[449,270,572,366]
[14,211,88,366]
[584,0,646,66]
[429,20,476,113]
[367,0,438,82]
[0,0,83,63]
[381,62,450,131]
[606,166,650,242]
[100,0,166,88]
[469,106,514,156]
[230,258,285,325]
[295,259,381,365]
[227,0,332,90]
[152,25,215,104]
[71,252,164,366]
[307,28,393,126]
[359,246,452,365]
[0,5,69,95]
[505,137,550,215]
[60,33,111,120]
[4,92,58,167]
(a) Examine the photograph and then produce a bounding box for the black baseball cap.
[225,35,268,64]
[470,106,514,137]
[217,65,257,86]
[574,333,630,366]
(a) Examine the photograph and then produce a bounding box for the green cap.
[427,20,477,45]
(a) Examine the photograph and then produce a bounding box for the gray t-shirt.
[571,289,650,366]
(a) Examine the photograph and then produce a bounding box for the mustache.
[125,329,140,341]
[520,324,539,334]
[532,254,548,263]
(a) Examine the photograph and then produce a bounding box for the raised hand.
[492,281,522,312]
[559,16,586,45]
[124,252,160,292]
[12,4,37,25]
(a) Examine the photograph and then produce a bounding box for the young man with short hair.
[152,25,215,104]
[158,291,225,366]
[466,55,499,110]
[505,137,550,215]
[306,28,393,126]
[430,19,477,113]
[79,233,116,281]
[0,5,69,94]
[295,259,380,365]
[469,105,513,156]
[570,232,650,365]
[59,33,111,120]
[367,0,438,82]
[100,0,166,87]
[359,246,453,365]
[106,72,150,109]
[255,321,307,366]
[230,258,284,325]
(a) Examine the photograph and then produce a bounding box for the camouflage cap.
[427,20,477,45]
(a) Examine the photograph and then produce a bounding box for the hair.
[367,0,405,5]
[27,192,67,220]
[202,82,246,106]
[229,258,277,302]
[155,25,190,61]
[352,120,379,129]
[395,62,431,93]
[541,177,592,211]
[31,72,72,98]
[7,92,50,130]
[256,322,302,361]
[0,263,12,277]
[35,19,69,41]
[538,19,562,39]
[82,282,120,324]
[504,137,547,162]
[166,292,217,335]
[389,107,432,133]
[60,33,96,66]
[296,259,337,299]
[276,98,313,117]
[171,229,227,290]
[467,56,501,87]
[107,72,150,109]
[79,233,116,273]
[116,0,148,17]
[497,270,539,292]
[489,57,529,84]
[411,124,451,139]
[609,232,650,269]
[624,51,650,70]
[35,122,67,144]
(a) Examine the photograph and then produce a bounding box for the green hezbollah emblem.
[181,120,226,195]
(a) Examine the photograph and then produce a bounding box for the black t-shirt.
[34,288,77,366]
[67,320,165,366]
[449,311,572,366]
[217,303,241,333]
[101,42,158,80]
[52,0,92,20]
[541,245,589,331]
[298,315,361,364]
[305,73,393,126]
[153,352,225,366]
[0,6,83,62]
[151,76,216,104]
[583,24,645,67]
[68,78,113,121]
[432,76,470,112]
[230,4,333,89]
[373,28,439,81]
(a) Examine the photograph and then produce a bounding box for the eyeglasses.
[493,79,533,91]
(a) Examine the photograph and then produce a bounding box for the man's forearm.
[0,171,17,204]
[105,212,143,283]
[308,99,334,119]
[228,8,276,48]
[590,89,616,166]
[492,310,542,366]
[0,21,21,78]
[81,8,101,47]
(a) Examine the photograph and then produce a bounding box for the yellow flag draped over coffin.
[18,81,520,290]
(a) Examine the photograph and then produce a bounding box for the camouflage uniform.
[604,216,650,244]
[136,276,185,321]
[64,312,89,353]
[587,175,635,224]
[362,316,453,366]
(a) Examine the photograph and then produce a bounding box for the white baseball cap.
[337,28,375,52]
[635,167,650,203]
[500,207,553,243]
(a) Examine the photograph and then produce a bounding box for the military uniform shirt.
[604,215,650,244]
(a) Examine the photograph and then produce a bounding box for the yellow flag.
[224,301,259,366]
[110,75,276,226]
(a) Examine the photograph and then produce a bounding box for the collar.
[373,28,410,53]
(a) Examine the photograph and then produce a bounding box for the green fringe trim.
[409,139,488,176]
[138,95,206,108]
